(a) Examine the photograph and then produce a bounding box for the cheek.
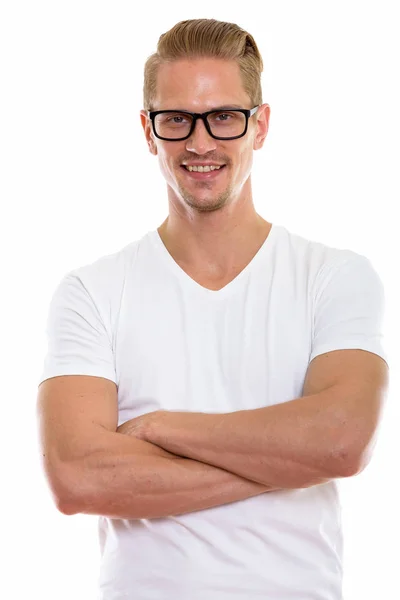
[158,152,180,184]
[235,147,253,175]
[156,148,170,172]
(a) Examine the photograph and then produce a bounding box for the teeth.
[185,165,222,172]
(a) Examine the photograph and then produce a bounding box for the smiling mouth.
[181,164,226,176]
[182,164,225,172]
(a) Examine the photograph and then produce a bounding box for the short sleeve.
[310,254,389,367]
[38,273,117,386]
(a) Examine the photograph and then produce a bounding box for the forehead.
[153,58,250,111]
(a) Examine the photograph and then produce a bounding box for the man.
[37,18,389,600]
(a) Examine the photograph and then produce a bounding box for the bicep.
[303,348,389,401]
[36,374,118,503]
[302,349,389,473]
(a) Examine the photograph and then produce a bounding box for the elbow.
[55,462,104,516]
[331,441,366,478]
[56,478,82,515]
[44,459,83,516]
[57,498,79,516]
[334,429,378,478]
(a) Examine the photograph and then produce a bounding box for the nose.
[185,117,217,155]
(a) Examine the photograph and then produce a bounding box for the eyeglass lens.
[154,111,246,139]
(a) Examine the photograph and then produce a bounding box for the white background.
[1,1,399,599]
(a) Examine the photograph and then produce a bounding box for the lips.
[180,164,226,179]
[182,163,225,170]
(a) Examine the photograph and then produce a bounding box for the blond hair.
[143,19,263,110]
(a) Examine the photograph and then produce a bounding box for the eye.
[164,113,190,124]
[216,113,232,121]
[209,111,240,124]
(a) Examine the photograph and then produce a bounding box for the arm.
[143,394,341,491]
[70,433,281,519]
[142,350,388,489]
[37,375,280,522]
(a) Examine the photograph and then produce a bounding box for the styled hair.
[143,19,263,110]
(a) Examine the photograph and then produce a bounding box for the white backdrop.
[1,1,399,599]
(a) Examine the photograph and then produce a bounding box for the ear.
[140,110,158,156]
[253,104,270,151]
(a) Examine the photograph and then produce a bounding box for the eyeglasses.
[148,106,259,141]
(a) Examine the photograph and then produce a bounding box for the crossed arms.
[121,349,389,485]
[37,349,388,519]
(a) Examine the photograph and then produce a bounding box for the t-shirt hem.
[38,369,117,387]
[310,343,389,367]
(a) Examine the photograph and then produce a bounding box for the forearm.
[146,390,349,489]
[66,432,279,519]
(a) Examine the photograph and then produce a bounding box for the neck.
[157,211,271,277]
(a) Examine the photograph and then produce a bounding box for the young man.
[37,19,389,600]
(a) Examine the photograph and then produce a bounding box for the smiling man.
[141,54,271,286]
[37,19,389,600]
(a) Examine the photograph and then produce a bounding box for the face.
[141,58,270,215]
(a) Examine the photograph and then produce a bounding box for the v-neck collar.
[149,223,278,299]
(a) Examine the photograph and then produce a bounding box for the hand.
[116,410,164,441]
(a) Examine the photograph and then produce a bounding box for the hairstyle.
[143,19,264,110]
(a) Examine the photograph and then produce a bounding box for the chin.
[182,189,232,211]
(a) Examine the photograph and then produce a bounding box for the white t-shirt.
[38,223,388,600]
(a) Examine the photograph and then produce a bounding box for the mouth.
[180,164,227,180]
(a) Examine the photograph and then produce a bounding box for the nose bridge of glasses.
[191,113,213,137]
[186,113,216,147]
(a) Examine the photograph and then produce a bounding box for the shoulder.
[50,237,144,332]
[274,223,372,281]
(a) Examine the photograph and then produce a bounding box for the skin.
[140,58,272,280]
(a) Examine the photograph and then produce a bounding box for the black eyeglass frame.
[148,106,259,141]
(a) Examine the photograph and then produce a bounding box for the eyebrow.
[161,104,245,112]
[212,105,244,110]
